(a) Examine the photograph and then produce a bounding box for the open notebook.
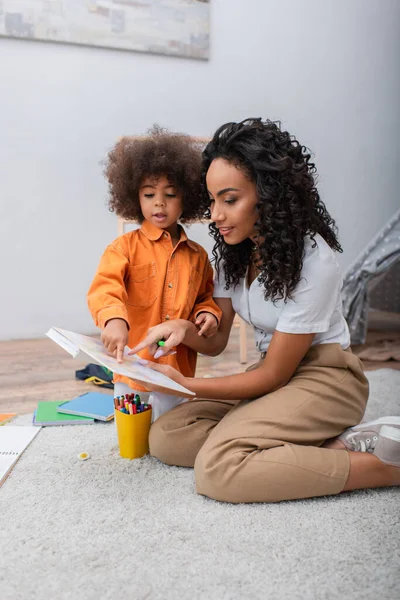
[0,426,41,486]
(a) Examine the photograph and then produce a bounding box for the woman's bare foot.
[343,450,400,491]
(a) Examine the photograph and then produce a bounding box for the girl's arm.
[146,330,315,400]
[87,243,130,329]
[130,298,235,358]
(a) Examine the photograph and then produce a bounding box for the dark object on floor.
[75,364,113,389]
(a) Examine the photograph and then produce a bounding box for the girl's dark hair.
[202,118,342,301]
[105,125,204,223]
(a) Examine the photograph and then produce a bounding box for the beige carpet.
[0,369,399,600]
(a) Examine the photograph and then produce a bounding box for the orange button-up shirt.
[87,220,221,391]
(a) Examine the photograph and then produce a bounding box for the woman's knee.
[194,442,293,504]
[148,409,200,467]
[194,443,245,503]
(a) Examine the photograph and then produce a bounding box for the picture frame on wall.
[0,0,210,60]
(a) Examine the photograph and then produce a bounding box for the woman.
[131,118,400,503]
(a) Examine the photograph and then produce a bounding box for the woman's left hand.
[141,361,195,398]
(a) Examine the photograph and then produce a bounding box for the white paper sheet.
[46,327,195,397]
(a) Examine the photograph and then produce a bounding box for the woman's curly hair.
[201,118,342,301]
[105,125,204,223]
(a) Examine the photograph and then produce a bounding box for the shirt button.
[165,315,170,320]
[168,283,173,288]
[163,232,168,238]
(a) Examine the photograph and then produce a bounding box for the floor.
[2,328,399,599]
[2,369,400,600]
[1,325,399,415]
[352,330,400,370]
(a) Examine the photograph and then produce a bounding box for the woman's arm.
[130,298,235,358]
[145,331,315,400]
[189,331,315,399]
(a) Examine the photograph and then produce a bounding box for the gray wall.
[1,0,399,339]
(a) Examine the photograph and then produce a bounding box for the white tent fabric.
[342,209,400,345]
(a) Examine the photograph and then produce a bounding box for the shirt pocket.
[126,262,157,308]
[186,266,202,314]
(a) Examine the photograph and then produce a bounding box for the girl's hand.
[141,362,195,398]
[195,312,218,337]
[101,318,129,363]
[129,319,190,359]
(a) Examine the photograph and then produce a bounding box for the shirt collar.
[140,219,164,241]
[140,220,199,252]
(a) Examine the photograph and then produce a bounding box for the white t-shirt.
[213,233,350,352]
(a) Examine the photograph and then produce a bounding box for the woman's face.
[206,158,259,245]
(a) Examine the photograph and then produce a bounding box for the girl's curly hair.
[105,125,204,223]
[202,118,342,301]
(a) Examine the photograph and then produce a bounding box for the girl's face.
[139,175,183,236]
[206,158,259,245]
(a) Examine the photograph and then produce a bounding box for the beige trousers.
[149,344,369,503]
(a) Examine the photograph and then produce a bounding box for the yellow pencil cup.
[115,408,152,459]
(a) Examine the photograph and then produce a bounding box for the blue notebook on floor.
[56,392,114,421]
